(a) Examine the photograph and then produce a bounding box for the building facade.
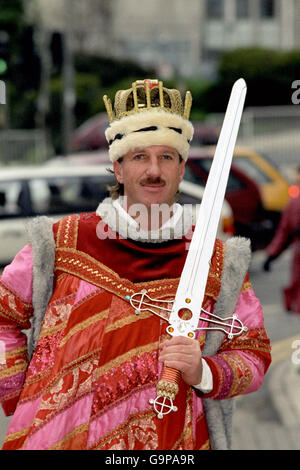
[28,0,300,78]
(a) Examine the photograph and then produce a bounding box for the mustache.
[140,177,166,186]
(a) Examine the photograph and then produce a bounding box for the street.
[248,248,300,344]
[0,246,300,450]
[232,247,300,450]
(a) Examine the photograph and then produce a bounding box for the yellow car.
[232,146,290,214]
[187,145,290,249]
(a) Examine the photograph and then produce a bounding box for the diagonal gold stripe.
[5,345,27,358]
[105,311,153,333]
[90,408,156,449]
[39,320,68,339]
[59,309,109,347]
[96,341,158,379]
[48,422,89,450]
[199,439,210,450]
[0,302,30,325]
[3,426,30,443]
[0,362,27,379]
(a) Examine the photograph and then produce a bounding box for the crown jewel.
[103,79,192,123]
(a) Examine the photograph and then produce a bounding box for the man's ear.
[113,161,124,184]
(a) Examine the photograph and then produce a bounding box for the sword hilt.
[150,366,180,418]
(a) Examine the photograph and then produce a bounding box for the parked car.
[185,145,291,249]
[178,179,235,240]
[185,147,271,249]
[231,145,290,216]
[0,164,234,265]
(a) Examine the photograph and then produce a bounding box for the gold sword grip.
[149,366,181,419]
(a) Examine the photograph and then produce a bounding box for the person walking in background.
[263,166,300,314]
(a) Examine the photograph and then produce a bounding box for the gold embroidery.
[242,281,252,291]
[63,217,71,246]
[105,311,153,333]
[90,409,157,450]
[0,280,32,307]
[55,232,224,308]
[223,352,253,397]
[39,321,68,339]
[95,342,158,379]
[5,345,27,358]
[56,272,69,283]
[0,361,27,379]
[0,303,31,325]
[56,214,80,250]
[20,347,102,400]
[25,369,52,386]
[219,328,271,355]
[199,440,210,450]
[3,426,30,443]
[59,309,109,347]
[49,422,89,450]
[172,388,194,450]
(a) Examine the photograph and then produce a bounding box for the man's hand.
[158,336,203,386]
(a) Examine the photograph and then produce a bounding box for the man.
[0,79,271,450]
[263,166,300,313]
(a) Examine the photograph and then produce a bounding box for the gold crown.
[103,79,192,123]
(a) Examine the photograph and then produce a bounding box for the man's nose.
[146,157,161,177]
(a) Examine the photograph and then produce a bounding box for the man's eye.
[133,154,145,160]
[162,154,173,160]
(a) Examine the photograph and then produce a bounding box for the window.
[183,165,202,185]
[260,0,275,18]
[29,175,114,216]
[236,0,250,19]
[233,157,271,184]
[206,0,224,19]
[178,192,201,205]
[185,159,245,193]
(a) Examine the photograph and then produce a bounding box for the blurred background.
[0,0,300,163]
[0,0,300,450]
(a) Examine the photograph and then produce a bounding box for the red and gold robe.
[0,212,271,450]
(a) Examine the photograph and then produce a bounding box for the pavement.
[232,347,300,450]
[231,249,300,451]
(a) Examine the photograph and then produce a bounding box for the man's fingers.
[159,339,201,358]
[160,336,197,347]
[159,351,194,363]
[160,336,200,352]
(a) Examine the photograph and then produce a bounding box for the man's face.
[113,145,185,209]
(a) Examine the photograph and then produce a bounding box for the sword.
[153,78,247,417]
[167,78,247,339]
[126,79,247,418]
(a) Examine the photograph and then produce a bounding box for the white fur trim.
[105,109,194,162]
[96,197,193,243]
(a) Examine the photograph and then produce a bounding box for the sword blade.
[169,78,247,335]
